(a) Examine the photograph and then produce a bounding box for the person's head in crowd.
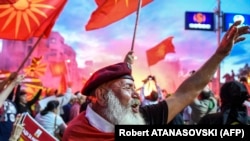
[198,88,214,100]
[40,100,60,116]
[18,90,27,105]
[240,76,248,84]
[76,92,87,105]
[81,62,145,125]
[145,90,158,101]
[220,81,249,112]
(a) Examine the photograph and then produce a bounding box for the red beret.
[81,62,133,96]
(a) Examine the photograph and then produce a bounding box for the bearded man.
[62,21,250,141]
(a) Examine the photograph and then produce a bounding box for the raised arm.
[0,74,24,107]
[27,89,42,106]
[152,76,163,101]
[165,20,250,123]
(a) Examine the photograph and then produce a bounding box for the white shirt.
[35,111,65,136]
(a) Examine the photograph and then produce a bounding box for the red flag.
[0,0,16,4]
[0,0,67,40]
[146,36,175,66]
[85,0,153,31]
[58,74,67,94]
[49,61,67,76]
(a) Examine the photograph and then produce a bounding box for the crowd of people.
[0,20,249,141]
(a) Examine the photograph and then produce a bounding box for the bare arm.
[0,74,24,107]
[165,21,250,123]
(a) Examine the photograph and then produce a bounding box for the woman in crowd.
[35,100,67,140]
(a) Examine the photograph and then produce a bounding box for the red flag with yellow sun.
[23,56,47,78]
[22,76,44,101]
[0,70,44,101]
[0,0,67,40]
[86,0,153,31]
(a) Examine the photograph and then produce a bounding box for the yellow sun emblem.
[23,56,47,78]
[0,0,55,38]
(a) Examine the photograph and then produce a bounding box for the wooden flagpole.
[130,0,142,51]
[16,34,44,74]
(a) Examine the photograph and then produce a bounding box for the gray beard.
[103,90,146,125]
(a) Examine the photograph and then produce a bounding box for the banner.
[19,113,58,141]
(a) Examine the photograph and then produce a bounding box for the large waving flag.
[146,36,175,66]
[23,56,47,78]
[85,0,153,31]
[0,0,67,40]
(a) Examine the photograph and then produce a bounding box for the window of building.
[50,38,56,43]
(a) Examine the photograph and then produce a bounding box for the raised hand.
[9,113,25,141]
[216,20,250,57]
[124,51,135,65]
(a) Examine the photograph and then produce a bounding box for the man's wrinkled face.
[103,79,145,125]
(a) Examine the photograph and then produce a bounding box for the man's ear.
[95,87,108,107]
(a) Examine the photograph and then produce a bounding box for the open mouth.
[131,99,141,113]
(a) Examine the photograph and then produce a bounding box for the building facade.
[0,31,84,94]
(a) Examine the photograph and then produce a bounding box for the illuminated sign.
[185,11,215,31]
[223,13,250,31]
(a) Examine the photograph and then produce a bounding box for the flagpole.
[130,0,142,51]
[0,34,44,91]
[16,34,44,74]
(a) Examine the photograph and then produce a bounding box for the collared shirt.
[85,104,114,133]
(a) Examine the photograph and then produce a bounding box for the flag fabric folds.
[23,56,47,78]
[0,0,67,40]
[0,0,16,4]
[85,0,153,31]
[21,76,43,101]
[58,74,67,94]
[146,36,175,66]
